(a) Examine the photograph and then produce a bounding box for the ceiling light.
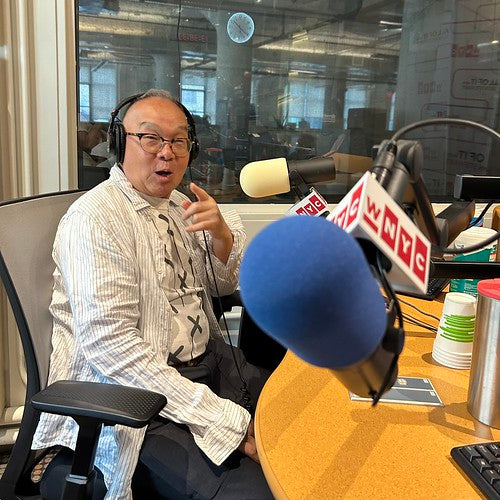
[379,20,401,27]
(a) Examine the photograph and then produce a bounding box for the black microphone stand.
[289,169,314,200]
[372,122,500,282]
[431,261,500,279]
[288,169,330,218]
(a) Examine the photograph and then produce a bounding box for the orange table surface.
[255,295,499,499]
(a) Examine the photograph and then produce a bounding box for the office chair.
[213,290,286,372]
[211,290,243,323]
[0,191,167,500]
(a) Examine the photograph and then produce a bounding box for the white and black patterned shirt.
[139,193,209,365]
[31,166,248,500]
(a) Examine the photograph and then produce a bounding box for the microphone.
[239,156,336,198]
[239,216,402,401]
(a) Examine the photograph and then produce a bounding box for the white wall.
[32,0,78,193]
[225,202,499,248]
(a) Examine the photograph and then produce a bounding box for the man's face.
[121,97,191,198]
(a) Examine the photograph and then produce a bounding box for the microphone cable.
[176,0,182,95]
[372,249,404,406]
[401,314,437,334]
[396,296,441,322]
[186,166,252,412]
[393,297,438,333]
[467,202,493,229]
[436,229,500,255]
[390,118,500,143]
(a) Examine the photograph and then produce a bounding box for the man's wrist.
[212,224,233,243]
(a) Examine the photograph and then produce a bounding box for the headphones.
[107,92,200,166]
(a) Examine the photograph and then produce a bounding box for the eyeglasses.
[126,133,192,157]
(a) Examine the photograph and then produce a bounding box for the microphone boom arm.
[288,169,313,200]
[372,131,499,280]
[373,139,477,251]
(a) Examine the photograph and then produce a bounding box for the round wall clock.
[227,12,255,44]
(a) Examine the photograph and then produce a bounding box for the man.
[33,89,273,499]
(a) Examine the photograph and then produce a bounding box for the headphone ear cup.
[177,101,199,166]
[107,94,143,166]
[107,122,116,154]
[189,138,200,164]
[114,122,126,164]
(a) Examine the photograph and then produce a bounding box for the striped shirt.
[32,166,249,499]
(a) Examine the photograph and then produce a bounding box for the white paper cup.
[432,352,471,369]
[432,344,472,368]
[439,292,477,316]
[432,292,476,369]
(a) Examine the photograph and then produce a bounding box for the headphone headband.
[109,93,144,122]
[107,92,199,166]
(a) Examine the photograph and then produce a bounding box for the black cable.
[186,166,251,411]
[176,0,182,97]
[202,229,251,410]
[402,314,437,333]
[376,252,403,330]
[371,250,404,406]
[435,230,500,255]
[203,235,251,411]
[404,318,437,334]
[467,202,493,229]
[175,0,249,407]
[390,118,500,142]
[385,118,500,256]
[396,296,441,322]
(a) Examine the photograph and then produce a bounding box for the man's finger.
[189,182,209,201]
[182,199,211,220]
[185,222,211,233]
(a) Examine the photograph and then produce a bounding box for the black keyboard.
[451,441,500,499]
[398,277,450,301]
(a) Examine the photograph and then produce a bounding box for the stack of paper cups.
[432,292,477,369]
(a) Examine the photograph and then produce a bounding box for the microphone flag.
[327,172,430,295]
[287,188,329,217]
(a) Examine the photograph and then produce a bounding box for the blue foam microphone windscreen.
[239,216,388,369]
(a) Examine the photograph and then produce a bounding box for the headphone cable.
[187,167,252,412]
[177,1,250,411]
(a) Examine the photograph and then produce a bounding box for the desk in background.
[255,296,500,499]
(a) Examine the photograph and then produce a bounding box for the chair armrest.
[31,380,167,428]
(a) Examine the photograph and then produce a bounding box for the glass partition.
[77,0,500,202]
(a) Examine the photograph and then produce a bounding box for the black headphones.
[107,92,200,166]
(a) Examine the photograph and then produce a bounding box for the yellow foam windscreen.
[239,158,291,198]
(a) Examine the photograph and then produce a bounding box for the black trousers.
[41,338,273,499]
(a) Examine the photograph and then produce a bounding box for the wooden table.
[255,295,500,499]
